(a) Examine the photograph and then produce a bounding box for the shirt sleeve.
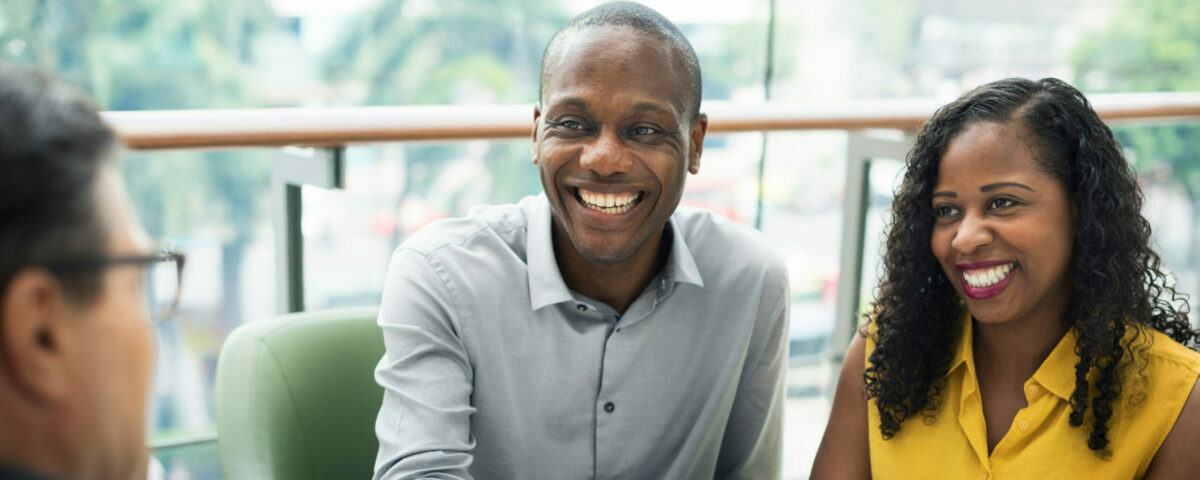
[373,248,476,480]
[714,264,789,479]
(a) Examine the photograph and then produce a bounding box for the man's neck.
[0,411,77,480]
[553,225,669,315]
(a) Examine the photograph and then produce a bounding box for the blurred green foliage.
[1073,0,1200,263]
[320,0,570,216]
[323,0,565,105]
[0,0,276,327]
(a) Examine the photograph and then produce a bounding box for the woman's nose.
[950,212,994,254]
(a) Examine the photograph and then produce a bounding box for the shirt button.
[604,402,615,413]
[576,304,587,311]
[1027,384,1040,395]
[1018,419,1030,430]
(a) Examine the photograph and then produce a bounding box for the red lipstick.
[956,261,1017,300]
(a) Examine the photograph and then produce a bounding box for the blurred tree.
[1073,0,1200,265]
[323,0,569,243]
[700,9,800,101]
[323,1,564,106]
[860,0,917,97]
[0,0,276,331]
[322,0,793,243]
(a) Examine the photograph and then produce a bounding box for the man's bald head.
[539,1,702,123]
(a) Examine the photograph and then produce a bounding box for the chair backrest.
[216,306,384,479]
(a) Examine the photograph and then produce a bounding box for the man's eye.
[560,120,583,130]
[632,126,659,135]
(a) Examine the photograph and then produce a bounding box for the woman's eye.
[989,197,1018,209]
[934,205,957,218]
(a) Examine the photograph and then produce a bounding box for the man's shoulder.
[672,206,786,279]
[396,199,533,259]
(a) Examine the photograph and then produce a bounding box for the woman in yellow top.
[811,78,1200,479]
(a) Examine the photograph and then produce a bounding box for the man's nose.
[579,129,633,176]
[950,212,994,254]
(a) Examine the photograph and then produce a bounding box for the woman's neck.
[972,311,1069,382]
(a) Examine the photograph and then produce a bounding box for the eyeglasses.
[46,250,186,324]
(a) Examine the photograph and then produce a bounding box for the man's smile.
[573,187,645,215]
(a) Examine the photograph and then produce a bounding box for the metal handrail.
[149,431,219,451]
[101,92,1200,150]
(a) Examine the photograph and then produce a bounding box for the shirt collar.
[951,309,1078,402]
[525,195,704,311]
[1030,325,1080,401]
[662,213,704,288]
[949,308,973,374]
[527,194,573,310]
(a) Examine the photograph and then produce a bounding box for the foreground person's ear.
[0,268,75,404]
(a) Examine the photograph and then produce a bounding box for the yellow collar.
[950,309,1079,402]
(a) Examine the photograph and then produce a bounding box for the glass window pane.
[302,140,545,311]
[121,149,274,478]
[151,441,223,480]
[757,130,846,477]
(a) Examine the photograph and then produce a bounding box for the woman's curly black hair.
[864,77,1199,453]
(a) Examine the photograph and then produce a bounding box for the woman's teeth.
[578,189,640,214]
[963,263,1014,288]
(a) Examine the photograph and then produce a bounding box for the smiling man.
[373,3,789,479]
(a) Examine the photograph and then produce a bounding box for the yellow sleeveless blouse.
[866,311,1200,480]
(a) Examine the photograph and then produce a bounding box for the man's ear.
[688,113,708,175]
[0,268,74,404]
[531,103,542,165]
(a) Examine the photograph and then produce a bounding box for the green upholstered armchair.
[215,306,384,479]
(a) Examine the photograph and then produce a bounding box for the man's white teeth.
[963,263,1015,288]
[579,189,640,214]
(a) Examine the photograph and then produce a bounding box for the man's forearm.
[374,249,476,480]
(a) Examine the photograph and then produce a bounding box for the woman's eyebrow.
[932,191,956,199]
[980,182,1036,192]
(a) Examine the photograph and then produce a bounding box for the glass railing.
[108,95,1200,480]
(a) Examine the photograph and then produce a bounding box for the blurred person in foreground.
[0,65,182,480]
[811,78,1200,479]
[372,2,789,478]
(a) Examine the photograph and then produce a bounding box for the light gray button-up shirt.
[373,195,789,480]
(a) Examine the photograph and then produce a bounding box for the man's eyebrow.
[631,101,673,116]
[547,97,591,114]
[932,191,956,199]
[980,182,1036,193]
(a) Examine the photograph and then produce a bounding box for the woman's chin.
[962,300,1015,325]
